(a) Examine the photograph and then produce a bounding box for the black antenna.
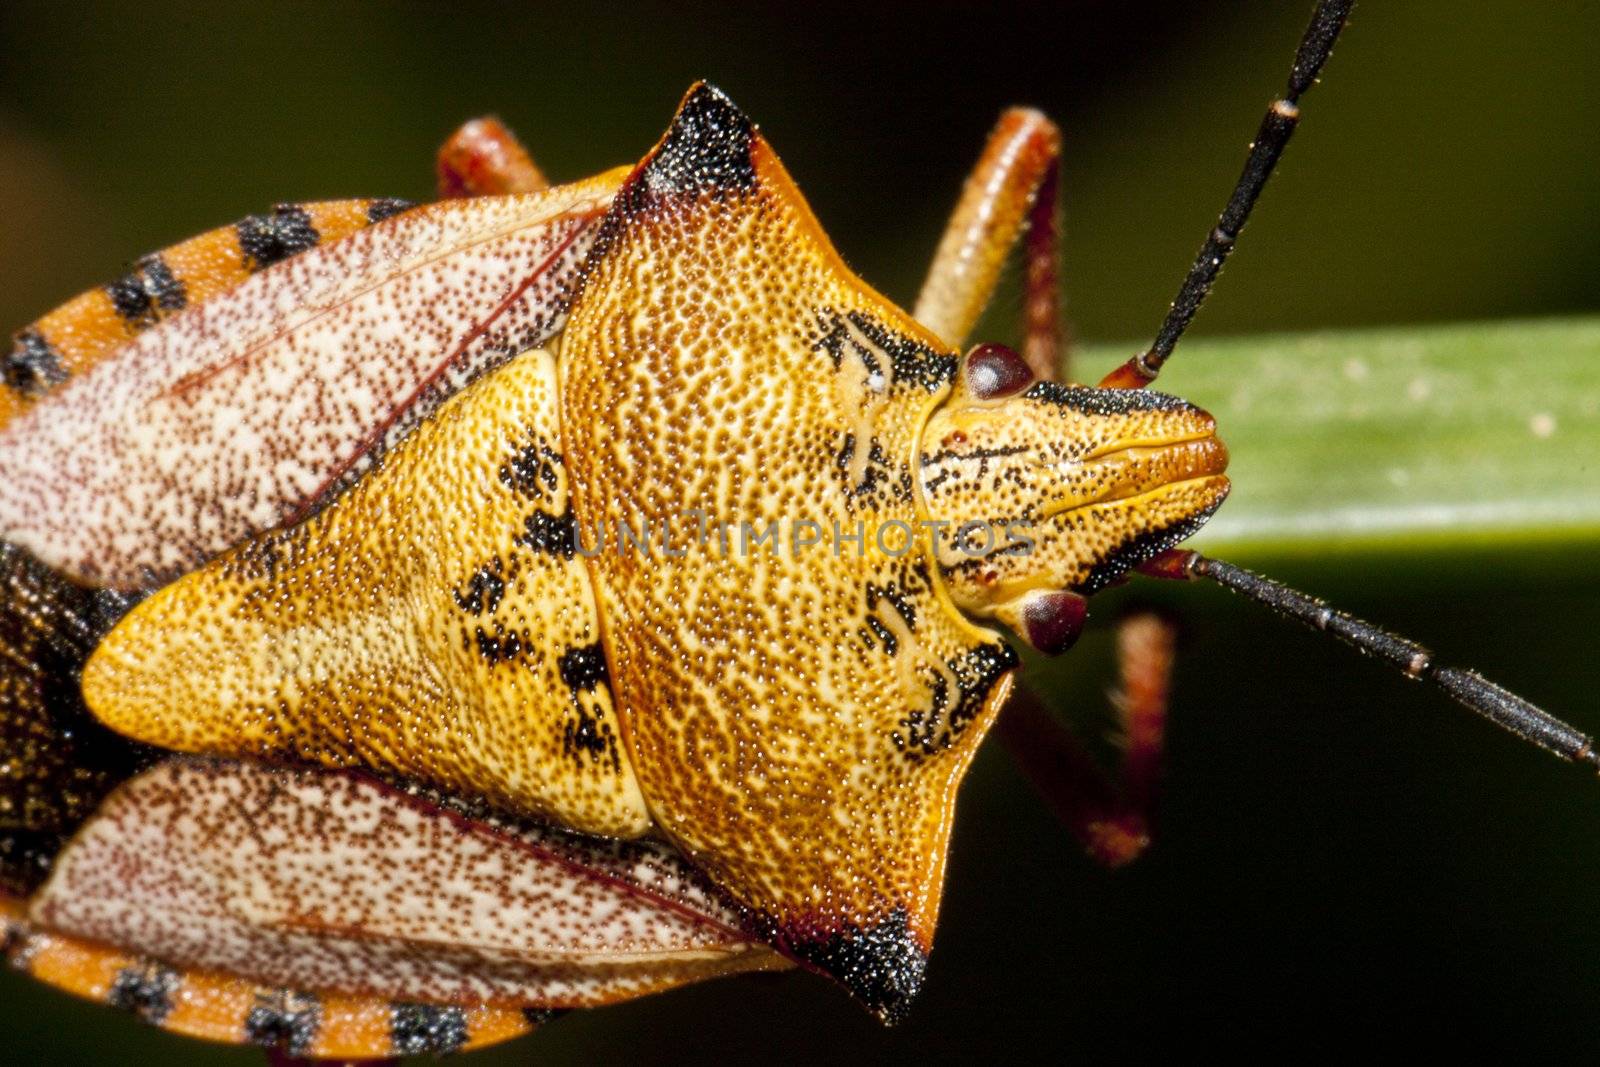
[1102,0,1354,390]
[1146,551,1600,772]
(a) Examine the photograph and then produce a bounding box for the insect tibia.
[1179,553,1599,773]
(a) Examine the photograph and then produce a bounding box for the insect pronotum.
[0,0,1590,1059]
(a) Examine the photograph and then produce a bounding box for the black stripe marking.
[107,963,180,1025]
[4,330,69,397]
[498,437,563,501]
[1074,499,1227,596]
[106,255,189,330]
[865,615,898,657]
[472,623,527,665]
[237,204,320,272]
[1023,379,1195,416]
[245,990,321,1057]
[453,558,507,616]
[895,640,1018,761]
[866,579,919,632]
[391,1003,468,1056]
[557,641,618,770]
[142,255,187,312]
[557,641,608,694]
[366,197,418,223]
[809,308,956,394]
[515,508,578,558]
[105,273,151,325]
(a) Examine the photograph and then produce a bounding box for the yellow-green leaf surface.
[1081,317,1600,558]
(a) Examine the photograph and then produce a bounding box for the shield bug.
[0,0,1592,1059]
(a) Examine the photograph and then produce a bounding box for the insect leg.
[913,108,1063,380]
[1139,549,1600,772]
[998,610,1179,868]
[1112,611,1175,831]
[436,117,549,198]
[1100,0,1353,389]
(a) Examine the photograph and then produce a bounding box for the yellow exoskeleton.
[2,3,1589,1058]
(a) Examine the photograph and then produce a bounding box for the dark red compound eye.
[1021,590,1088,655]
[963,342,1034,400]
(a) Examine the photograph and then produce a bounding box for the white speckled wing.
[0,170,624,589]
[30,758,785,1008]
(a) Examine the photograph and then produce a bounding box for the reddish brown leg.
[999,611,1177,869]
[1022,158,1064,382]
[953,113,1174,862]
[436,117,548,198]
[914,109,1065,380]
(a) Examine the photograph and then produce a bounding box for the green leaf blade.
[1083,317,1600,559]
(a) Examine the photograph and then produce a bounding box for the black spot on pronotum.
[106,255,188,330]
[634,82,757,203]
[245,991,321,1057]
[107,964,180,1024]
[365,197,418,223]
[761,909,928,1026]
[390,1002,468,1056]
[3,330,68,397]
[237,204,320,271]
[557,641,608,694]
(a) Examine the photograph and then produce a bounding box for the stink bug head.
[919,345,1229,647]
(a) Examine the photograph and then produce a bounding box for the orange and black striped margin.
[0,197,416,429]
[2,909,544,1057]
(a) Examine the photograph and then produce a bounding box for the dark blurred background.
[1,1,1598,1063]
